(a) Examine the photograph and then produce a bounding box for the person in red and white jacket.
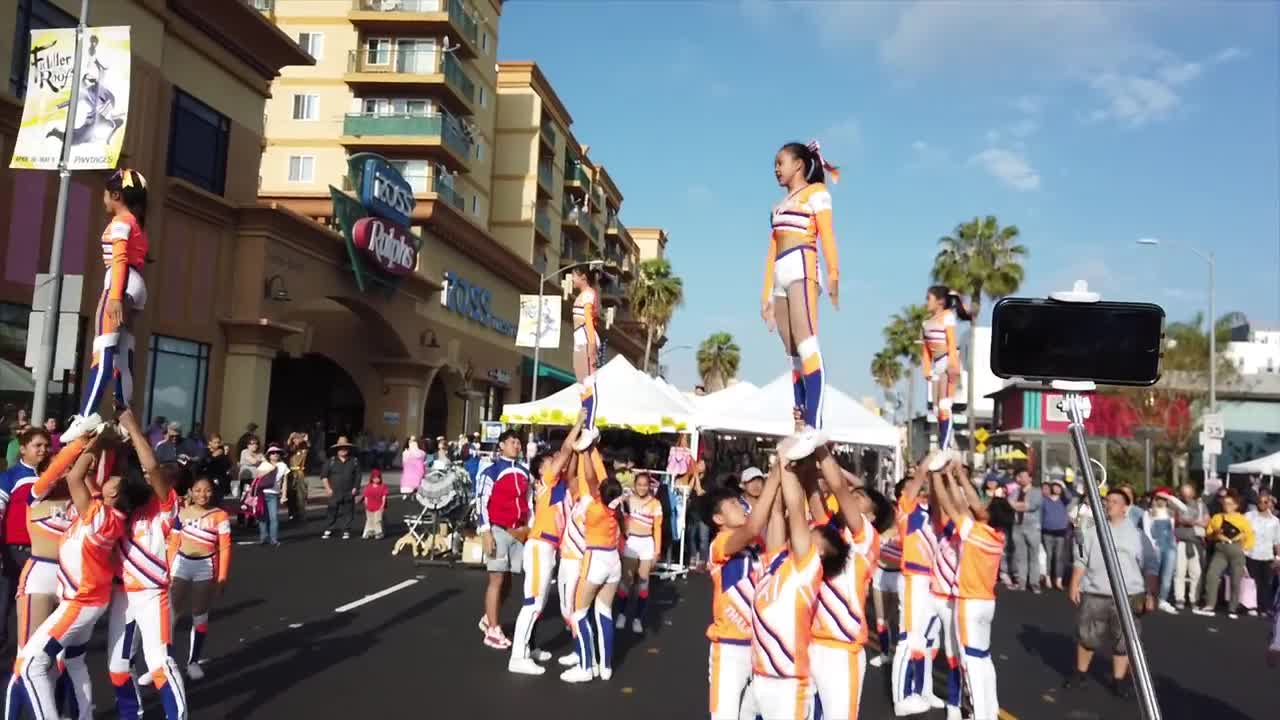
[476,430,532,649]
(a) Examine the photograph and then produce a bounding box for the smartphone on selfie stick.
[990,282,1165,720]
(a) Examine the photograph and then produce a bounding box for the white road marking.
[334,579,419,613]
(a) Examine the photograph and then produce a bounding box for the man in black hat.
[322,436,362,540]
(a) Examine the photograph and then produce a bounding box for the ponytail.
[928,284,972,321]
[105,168,149,229]
[780,140,840,185]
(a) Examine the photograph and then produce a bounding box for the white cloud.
[820,117,863,158]
[1088,71,1182,127]
[907,140,949,169]
[1011,95,1046,115]
[1214,47,1244,63]
[970,148,1041,191]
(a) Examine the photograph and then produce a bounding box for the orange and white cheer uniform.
[511,466,566,663]
[171,508,231,584]
[811,524,879,720]
[707,531,760,720]
[892,495,936,706]
[106,489,187,720]
[623,495,663,562]
[929,519,963,713]
[956,517,1006,720]
[921,309,960,450]
[749,545,825,720]
[10,501,126,720]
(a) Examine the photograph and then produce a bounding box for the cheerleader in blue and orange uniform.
[616,472,664,634]
[169,475,232,680]
[62,169,150,445]
[561,448,624,683]
[105,410,187,719]
[892,458,938,716]
[921,286,971,460]
[762,141,840,462]
[570,267,604,451]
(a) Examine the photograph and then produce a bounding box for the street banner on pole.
[11,26,131,170]
[515,295,560,349]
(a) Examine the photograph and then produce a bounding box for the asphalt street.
[6,502,1270,719]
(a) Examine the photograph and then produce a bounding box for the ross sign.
[515,294,562,349]
[357,156,415,227]
[352,217,417,276]
[383,411,401,425]
[1202,413,1225,440]
[441,271,517,337]
[12,27,131,170]
[487,369,511,385]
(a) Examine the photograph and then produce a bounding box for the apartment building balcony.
[564,160,592,198]
[346,49,475,115]
[349,0,481,57]
[340,111,472,171]
[540,119,557,151]
[562,200,595,244]
[560,236,589,266]
[536,158,555,198]
[534,205,553,242]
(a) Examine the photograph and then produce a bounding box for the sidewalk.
[300,470,405,502]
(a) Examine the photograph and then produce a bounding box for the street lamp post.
[1137,237,1218,478]
[530,260,604,403]
[653,343,693,377]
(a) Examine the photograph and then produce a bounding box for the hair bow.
[116,168,147,189]
[806,140,840,184]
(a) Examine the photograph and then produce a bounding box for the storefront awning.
[520,357,575,385]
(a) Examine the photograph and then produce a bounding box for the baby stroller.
[392,465,474,563]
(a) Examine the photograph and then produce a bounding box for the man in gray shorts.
[1066,487,1159,699]
[476,431,532,650]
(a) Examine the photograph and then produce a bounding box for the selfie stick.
[1049,282,1161,720]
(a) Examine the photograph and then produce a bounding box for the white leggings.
[106,588,187,720]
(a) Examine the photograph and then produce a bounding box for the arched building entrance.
[422,372,448,442]
[266,353,365,448]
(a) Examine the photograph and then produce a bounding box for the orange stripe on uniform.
[576,551,593,610]
[805,249,820,332]
[957,598,969,649]
[709,643,721,715]
[49,602,84,641]
[847,648,862,720]
[795,678,809,719]
[529,545,541,596]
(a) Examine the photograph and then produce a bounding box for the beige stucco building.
[247,1,665,443]
[0,0,313,446]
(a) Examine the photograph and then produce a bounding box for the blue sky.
[498,1,1280,400]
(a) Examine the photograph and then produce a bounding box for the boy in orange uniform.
[933,459,1014,720]
[703,463,782,719]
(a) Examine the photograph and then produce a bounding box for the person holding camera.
[1195,489,1255,618]
[1065,487,1159,699]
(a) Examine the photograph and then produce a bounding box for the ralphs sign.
[327,152,422,293]
[353,217,416,276]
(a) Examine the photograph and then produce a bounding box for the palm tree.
[697,332,741,392]
[931,215,1028,462]
[882,304,930,417]
[627,258,684,372]
[871,348,904,408]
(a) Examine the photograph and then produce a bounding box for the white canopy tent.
[696,373,900,448]
[500,356,694,433]
[1228,450,1280,475]
[689,381,760,416]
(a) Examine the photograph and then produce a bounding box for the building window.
[288,155,315,183]
[388,159,429,192]
[474,140,483,161]
[365,38,391,66]
[144,336,210,434]
[297,31,324,59]
[481,32,489,53]
[477,86,486,107]
[9,0,76,98]
[292,94,319,120]
[167,89,230,195]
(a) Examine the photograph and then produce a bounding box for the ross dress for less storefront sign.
[440,271,517,338]
[328,153,421,293]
